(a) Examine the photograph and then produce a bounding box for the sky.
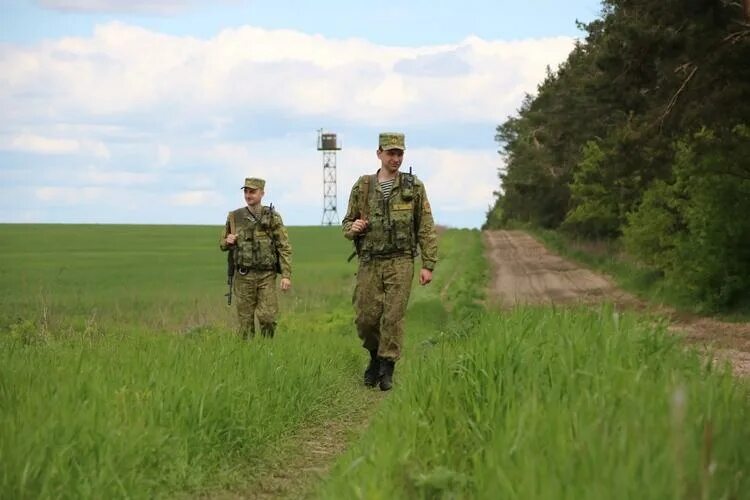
[0,0,603,228]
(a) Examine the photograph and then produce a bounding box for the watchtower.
[317,130,341,225]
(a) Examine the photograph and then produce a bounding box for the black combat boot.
[260,323,275,338]
[378,358,395,391]
[363,349,380,387]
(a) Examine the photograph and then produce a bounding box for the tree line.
[486,0,750,310]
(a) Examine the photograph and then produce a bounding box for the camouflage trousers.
[353,256,414,361]
[233,269,278,339]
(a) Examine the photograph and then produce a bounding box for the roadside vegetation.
[484,0,750,312]
[2,225,749,499]
[320,231,750,499]
[322,304,750,499]
[528,228,750,321]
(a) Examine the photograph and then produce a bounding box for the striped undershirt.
[380,178,395,199]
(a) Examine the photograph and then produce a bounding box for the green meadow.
[1,224,748,499]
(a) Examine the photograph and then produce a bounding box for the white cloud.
[10,134,78,154]
[189,137,497,223]
[410,148,499,213]
[3,133,110,158]
[77,166,158,186]
[36,0,206,15]
[156,144,171,167]
[35,186,106,204]
[0,23,574,124]
[1,22,573,226]
[195,139,330,206]
[168,190,221,206]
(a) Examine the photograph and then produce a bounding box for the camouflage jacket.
[342,170,437,270]
[220,205,292,278]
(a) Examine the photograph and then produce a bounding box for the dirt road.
[483,230,750,376]
[484,230,636,307]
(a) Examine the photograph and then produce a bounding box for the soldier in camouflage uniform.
[343,132,438,391]
[220,177,292,339]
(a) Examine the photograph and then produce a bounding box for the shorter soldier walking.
[343,132,438,391]
[220,177,292,339]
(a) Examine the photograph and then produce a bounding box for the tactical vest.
[359,172,420,260]
[233,206,278,271]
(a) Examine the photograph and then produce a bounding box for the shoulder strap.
[359,175,374,220]
[228,210,236,234]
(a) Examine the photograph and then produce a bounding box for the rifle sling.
[361,175,372,220]
[228,210,236,235]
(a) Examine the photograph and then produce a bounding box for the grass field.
[1,224,368,498]
[0,224,353,337]
[1,224,749,499]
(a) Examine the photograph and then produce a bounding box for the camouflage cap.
[241,177,265,190]
[379,132,405,151]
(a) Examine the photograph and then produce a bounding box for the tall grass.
[0,224,369,499]
[320,234,750,499]
[1,331,367,499]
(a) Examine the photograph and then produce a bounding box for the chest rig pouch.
[361,170,419,260]
[234,206,279,272]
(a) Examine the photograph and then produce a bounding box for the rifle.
[347,175,372,262]
[225,251,234,305]
[268,204,282,274]
[406,167,420,249]
[225,211,236,305]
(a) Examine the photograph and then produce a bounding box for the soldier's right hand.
[226,233,237,245]
[351,219,369,234]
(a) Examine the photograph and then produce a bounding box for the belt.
[363,251,414,261]
[236,265,273,275]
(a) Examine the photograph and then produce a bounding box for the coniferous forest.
[486,0,750,310]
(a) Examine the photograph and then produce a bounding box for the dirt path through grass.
[483,229,750,376]
[201,389,384,500]
[245,390,384,499]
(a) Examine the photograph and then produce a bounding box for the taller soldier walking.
[343,132,438,391]
[220,177,292,339]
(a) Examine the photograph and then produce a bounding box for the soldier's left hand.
[351,219,369,234]
[280,278,291,291]
[419,269,433,286]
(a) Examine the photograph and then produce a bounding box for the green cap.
[379,132,405,151]
[241,177,265,190]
